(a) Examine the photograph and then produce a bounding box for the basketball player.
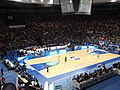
[97,54,99,58]
[87,48,89,53]
[46,65,49,72]
[58,55,60,62]
[1,68,4,76]
[93,48,96,53]
[65,56,67,62]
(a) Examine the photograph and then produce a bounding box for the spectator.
[2,83,16,90]
[1,68,4,76]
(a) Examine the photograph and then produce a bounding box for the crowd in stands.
[72,61,120,90]
[0,13,120,50]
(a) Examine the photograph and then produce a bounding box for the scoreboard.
[60,0,74,14]
[78,0,92,15]
[60,0,93,15]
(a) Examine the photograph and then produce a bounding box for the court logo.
[70,56,80,60]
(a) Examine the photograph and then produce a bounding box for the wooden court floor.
[26,50,120,78]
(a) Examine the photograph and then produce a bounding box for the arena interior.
[0,0,120,90]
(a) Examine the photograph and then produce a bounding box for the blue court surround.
[30,61,59,71]
[31,63,46,71]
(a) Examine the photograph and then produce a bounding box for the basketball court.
[25,49,120,85]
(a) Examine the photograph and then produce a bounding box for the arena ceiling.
[6,0,120,5]
[0,0,120,13]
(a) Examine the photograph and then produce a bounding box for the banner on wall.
[50,50,58,56]
[59,49,67,54]
[45,46,98,56]
[45,50,58,56]
[81,46,87,49]
[46,49,67,56]
[88,46,98,49]
[76,45,98,50]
